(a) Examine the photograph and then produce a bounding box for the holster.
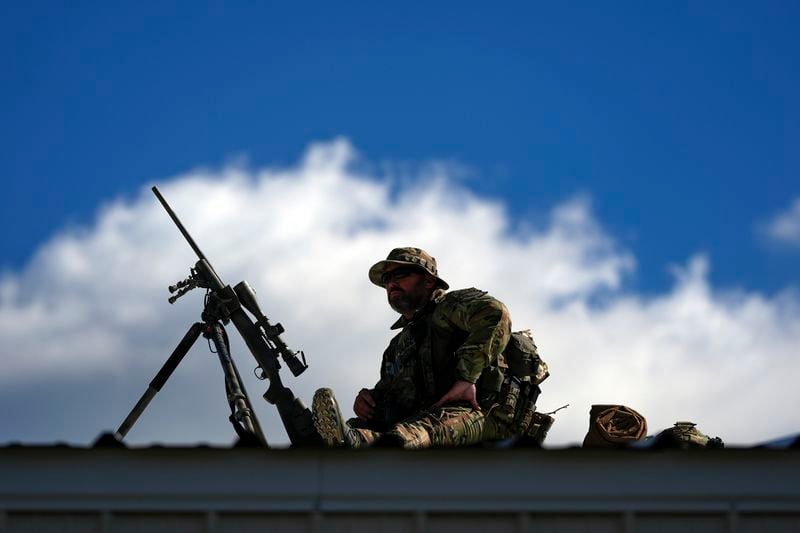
[511,382,541,433]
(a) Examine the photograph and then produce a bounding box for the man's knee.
[382,423,432,449]
[381,406,488,449]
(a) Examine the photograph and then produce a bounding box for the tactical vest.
[376,288,549,439]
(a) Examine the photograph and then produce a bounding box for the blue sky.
[1,4,800,446]
[3,2,798,294]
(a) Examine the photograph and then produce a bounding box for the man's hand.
[434,380,481,411]
[354,388,376,420]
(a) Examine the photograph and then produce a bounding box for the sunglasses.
[380,266,426,285]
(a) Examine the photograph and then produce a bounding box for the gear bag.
[492,330,550,436]
[652,421,724,449]
[582,404,648,447]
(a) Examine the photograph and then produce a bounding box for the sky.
[1,3,798,447]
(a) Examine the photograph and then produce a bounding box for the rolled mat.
[582,404,647,448]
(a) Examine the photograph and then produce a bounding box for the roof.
[2,440,799,532]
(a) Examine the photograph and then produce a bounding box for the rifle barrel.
[152,186,207,261]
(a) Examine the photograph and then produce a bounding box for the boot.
[312,387,357,448]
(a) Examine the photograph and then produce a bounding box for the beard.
[387,286,429,315]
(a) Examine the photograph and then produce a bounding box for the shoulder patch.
[443,287,488,304]
[433,288,495,326]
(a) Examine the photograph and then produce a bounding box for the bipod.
[110,186,322,447]
[114,320,268,447]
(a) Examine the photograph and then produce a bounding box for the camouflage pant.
[348,404,510,450]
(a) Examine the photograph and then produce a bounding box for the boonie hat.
[369,247,449,289]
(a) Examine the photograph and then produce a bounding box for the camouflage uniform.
[311,247,519,449]
[349,286,514,449]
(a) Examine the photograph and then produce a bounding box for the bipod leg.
[115,322,204,441]
[204,322,268,447]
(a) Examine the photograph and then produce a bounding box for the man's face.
[382,265,436,316]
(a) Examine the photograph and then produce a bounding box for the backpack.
[504,329,549,385]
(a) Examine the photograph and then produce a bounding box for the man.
[312,247,517,449]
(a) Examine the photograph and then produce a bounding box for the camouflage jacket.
[371,288,511,426]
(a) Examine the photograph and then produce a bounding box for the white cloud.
[764,197,800,246]
[1,138,798,448]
